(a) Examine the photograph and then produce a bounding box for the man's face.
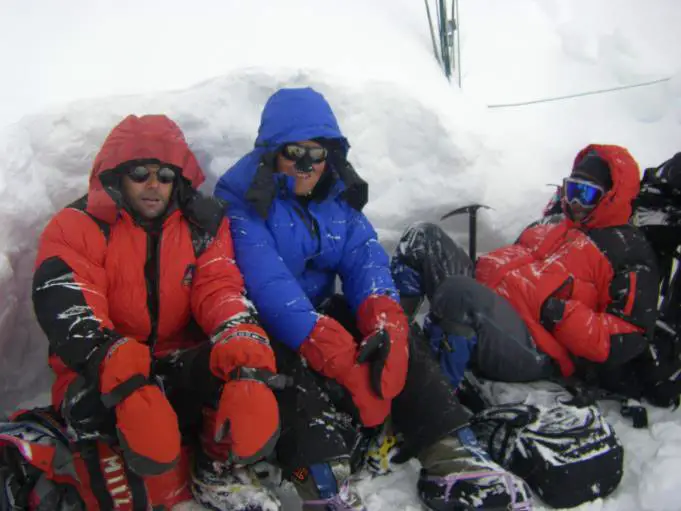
[276,140,327,196]
[121,163,175,220]
[567,202,593,222]
[563,176,605,223]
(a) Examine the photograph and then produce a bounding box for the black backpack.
[630,157,681,408]
[469,403,623,509]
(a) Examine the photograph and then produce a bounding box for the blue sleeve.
[338,207,399,311]
[214,179,318,350]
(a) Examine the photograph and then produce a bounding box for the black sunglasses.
[281,144,328,164]
[126,165,177,184]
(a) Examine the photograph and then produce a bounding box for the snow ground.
[0,0,680,509]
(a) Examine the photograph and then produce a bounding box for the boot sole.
[419,494,518,511]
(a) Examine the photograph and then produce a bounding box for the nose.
[144,172,161,188]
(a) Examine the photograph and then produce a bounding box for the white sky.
[2,0,679,131]
[0,0,430,129]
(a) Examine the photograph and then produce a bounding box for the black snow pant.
[61,344,224,447]
[272,295,470,475]
[392,222,557,382]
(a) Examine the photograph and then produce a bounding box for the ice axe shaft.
[440,204,492,262]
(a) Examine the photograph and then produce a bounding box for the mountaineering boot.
[417,428,532,510]
[290,459,366,510]
[191,449,281,511]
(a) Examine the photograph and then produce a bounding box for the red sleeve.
[191,218,258,334]
[33,209,117,370]
[190,218,275,377]
[553,300,640,362]
[554,249,657,364]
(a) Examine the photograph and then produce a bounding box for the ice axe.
[440,204,492,262]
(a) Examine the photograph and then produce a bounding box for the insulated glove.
[206,324,281,464]
[299,315,391,426]
[99,338,180,476]
[356,295,409,400]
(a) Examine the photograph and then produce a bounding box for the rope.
[488,76,672,109]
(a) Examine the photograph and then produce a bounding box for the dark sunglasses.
[563,177,605,208]
[281,144,328,164]
[127,165,177,184]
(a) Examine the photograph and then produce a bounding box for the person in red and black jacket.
[392,144,659,398]
[32,115,281,511]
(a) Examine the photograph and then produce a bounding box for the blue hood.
[255,87,348,151]
[216,87,353,214]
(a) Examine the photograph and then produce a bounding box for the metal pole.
[424,0,442,65]
[469,209,477,262]
[454,0,462,87]
[438,0,451,78]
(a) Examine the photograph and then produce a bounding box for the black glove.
[356,329,391,399]
[540,297,566,333]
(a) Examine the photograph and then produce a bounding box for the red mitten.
[298,315,357,379]
[299,315,390,427]
[99,338,180,476]
[211,379,280,464]
[99,338,151,396]
[337,364,391,427]
[207,324,280,464]
[356,295,409,400]
[115,386,181,475]
[210,324,277,379]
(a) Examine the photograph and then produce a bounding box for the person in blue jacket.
[214,87,529,511]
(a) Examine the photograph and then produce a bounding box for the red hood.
[568,144,641,229]
[86,115,205,224]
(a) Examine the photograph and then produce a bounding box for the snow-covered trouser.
[268,339,359,476]
[392,222,556,383]
[280,295,470,468]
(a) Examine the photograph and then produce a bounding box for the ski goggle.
[126,165,177,184]
[563,177,605,208]
[281,144,328,164]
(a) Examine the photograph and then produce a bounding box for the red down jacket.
[31,115,278,507]
[475,144,659,376]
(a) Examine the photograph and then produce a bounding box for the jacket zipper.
[292,202,321,255]
[145,230,162,356]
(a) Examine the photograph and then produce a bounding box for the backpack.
[628,161,681,407]
[469,402,623,509]
[0,408,84,511]
[0,407,191,511]
[632,320,681,408]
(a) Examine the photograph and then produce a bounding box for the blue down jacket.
[214,87,397,349]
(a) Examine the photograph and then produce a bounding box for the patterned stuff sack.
[0,407,191,511]
[469,402,623,509]
[0,408,84,511]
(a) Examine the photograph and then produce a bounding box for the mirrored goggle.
[127,165,177,184]
[281,144,328,164]
[563,178,604,208]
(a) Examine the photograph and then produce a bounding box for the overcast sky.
[0,0,242,127]
[0,0,428,129]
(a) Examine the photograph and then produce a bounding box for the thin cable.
[488,76,672,109]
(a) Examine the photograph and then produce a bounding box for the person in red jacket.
[391,144,659,397]
[32,115,281,511]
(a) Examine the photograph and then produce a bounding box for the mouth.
[141,198,162,206]
[296,171,313,179]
